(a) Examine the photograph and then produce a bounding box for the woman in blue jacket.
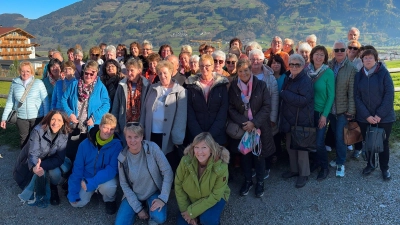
[1,61,49,148]
[354,48,396,180]
[61,60,110,162]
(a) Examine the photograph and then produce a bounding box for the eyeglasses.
[289,63,301,68]
[226,61,236,65]
[91,54,100,57]
[250,58,263,62]
[199,65,212,69]
[106,65,116,69]
[143,48,152,51]
[334,48,346,53]
[348,46,359,51]
[214,59,224,64]
[84,71,96,77]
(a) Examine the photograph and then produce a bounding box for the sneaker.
[347,145,353,151]
[325,145,332,152]
[329,160,337,167]
[239,181,253,196]
[264,169,270,180]
[105,201,117,215]
[295,176,308,188]
[336,165,345,177]
[352,150,361,159]
[255,182,264,198]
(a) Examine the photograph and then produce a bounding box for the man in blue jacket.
[67,113,123,215]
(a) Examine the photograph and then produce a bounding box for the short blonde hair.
[156,60,174,74]
[181,45,193,55]
[125,58,143,71]
[185,132,222,161]
[18,61,34,75]
[124,124,144,137]
[200,54,214,66]
[100,113,117,127]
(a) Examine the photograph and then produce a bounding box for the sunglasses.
[91,54,100,57]
[347,46,359,51]
[334,48,346,53]
[226,61,236,65]
[289,63,301,68]
[214,59,224,64]
[126,122,140,127]
[84,71,96,77]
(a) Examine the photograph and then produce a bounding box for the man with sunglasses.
[327,40,358,177]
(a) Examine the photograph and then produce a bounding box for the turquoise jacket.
[51,78,76,110]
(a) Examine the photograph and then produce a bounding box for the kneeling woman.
[175,132,230,225]
[14,110,72,206]
[115,125,173,225]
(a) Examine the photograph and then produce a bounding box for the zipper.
[93,146,100,175]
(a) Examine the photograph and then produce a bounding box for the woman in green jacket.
[175,132,230,225]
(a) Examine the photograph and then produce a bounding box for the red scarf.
[126,77,143,122]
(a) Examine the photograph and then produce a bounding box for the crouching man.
[67,113,123,214]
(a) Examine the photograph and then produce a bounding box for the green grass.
[0,99,20,148]
[385,60,400,69]
[0,82,11,95]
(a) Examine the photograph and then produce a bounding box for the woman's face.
[213,56,225,74]
[189,59,199,72]
[226,57,237,72]
[83,67,98,84]
[199,59,213,77]
[90,52,100,61]
[161,47,171,59]
[270,60,282,73]
[50,63,61,79]
[20,65,32,81]
[237,64,252,83]
[231,41,240,49]
[74,54,83,62]
[289,59,303,76]
[142,44,152,57]
[347,44,359,59]
[180,54,190,69]
[99,123,116,140]
[63,67,75,79]
[131,46,139,57]
[126,65,141,82]
[250,54,263,71]
[125,130,143,153]
[149,61,158,73]
[362,54,377,70]
[246,46,253,56]
[50,113,64,133]
[194,140,211,165]
[158,67,172,86]
[117,48,123,57]
[299,50,310,63]
[68,52,74,61]
[106,63,117,76]
[312,50,325,67]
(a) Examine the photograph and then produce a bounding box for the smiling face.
[299,50,310,63]
[63,67,75,79]
[106,62,117,76]
[157,66,172,87]
[333,42,346,63]
[83,67,98,84]
[250,53,263,71]
[312,50,325,67]
[149,61,158,73]
[125,130,143,153]
[270,60,282,73]
[213,56,225,74]
[50,113,64,133]
[189,59,199,72]
[161,47,171,59]
[142,44,152,57]
[226,57,237,72]
[271,38,282,53]
[347,44,359,59]
[237,64,252,83]
[131,46,140,57]
[348,29,359,41]
[20,65,32,81]
[288,59,303,76]
[199,59,213,77]
[126,65,141,82]
[194,140,211,166]
[180,54,190,69]
[68,52,74,61]
[99,123,116,140]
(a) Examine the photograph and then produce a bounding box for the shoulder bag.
[343,120,363,145]
[364,124,386,168]
[7,79,35,125]
[290,108,316,151]
[226,119,245,140]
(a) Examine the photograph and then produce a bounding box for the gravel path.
[1,143,400,225]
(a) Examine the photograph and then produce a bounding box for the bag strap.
[16,78,35,109]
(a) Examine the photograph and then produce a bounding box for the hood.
[360,62,384,77]
[185,73,229,89]
[183,145,230,164]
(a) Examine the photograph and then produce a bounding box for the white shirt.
[152,87,173,133]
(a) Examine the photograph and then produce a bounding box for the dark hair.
[47,58,63,72]
[198,43,207,54]
[103,59,122,75]
[99,43,107,48]
[117,44,128,57]
[310,45,329,65]
[267,54,286,75]
[129,42,141,56]
[158,44,174,56]
[361,49,378,62]
[229,38,243,51]
[40,110,71,134]
[67,48,75,54]
[63,61,76,72]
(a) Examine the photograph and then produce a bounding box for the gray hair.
[306,34,317,42]
[271,36,282,43]
[74,49,83,57]
[349,27,360,35]
[106,45,116,54]
[332,40,347,49]
[246,41,262,50]
[212,50,226,61]
[226,53,238,61]
[284,38,294,45]
[298,42,312,53]
[124,124,144,137]
[249,49,265,60]
[189,55,200,62]
[142,40,153,49]
[289,53,305,66]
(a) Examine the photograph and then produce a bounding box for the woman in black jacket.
[229,59,275,198]
[185,54,229,145]
[101,59,125,109]
[354,49,396,180]
[280,54,314,188]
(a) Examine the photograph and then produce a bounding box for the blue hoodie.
[51,77,76,110]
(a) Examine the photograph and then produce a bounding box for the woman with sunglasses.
[61,60,110,163]
[225,53,238,77]
[89,46,104,66]
[347,40,363,71]
[101,59,125,110]
[185,54,229,146]
[212,50,230,77]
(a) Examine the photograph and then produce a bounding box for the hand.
[318,115,327,129]
[86,118,94,126]
[181,211,192,223]
[71,201,80,204]
[345,112,354,121]
[366,116,377,124]
[271,122,276,127]
[81,180,87,191]
[0,121,6,129]
[242,121,255,132]
[33,158,44,177]
[189,218,198,225]
[150,198,165,212]
[70,114,79,124]
[374,115,381,123]
[138,209,149,220]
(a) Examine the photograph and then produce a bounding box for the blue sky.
[0,0,81,19]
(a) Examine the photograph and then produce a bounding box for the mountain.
[1,0,400,50]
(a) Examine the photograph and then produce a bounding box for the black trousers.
[359,122,393,171]
[16,117,42,148]
[151,132,180,174]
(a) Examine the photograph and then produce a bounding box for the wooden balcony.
[0,43,32,48]
[4,36,27,40]
[0,51,32,56]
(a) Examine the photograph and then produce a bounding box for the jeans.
[177,199,226,225]
[328,113,348,166]
[242,152,265,182]
[359,122,393,171]
[115,191,167,225]
[70,177,117,208]
[314,111,329,169]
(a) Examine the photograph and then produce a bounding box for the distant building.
[0,27,40,60]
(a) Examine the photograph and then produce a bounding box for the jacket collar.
[185,73,228,89]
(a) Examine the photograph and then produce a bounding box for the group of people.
[1,26,396,224]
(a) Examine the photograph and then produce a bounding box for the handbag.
[6,79,35,125]
[238,129,262,156]
[343,121,363,145]
[290,108,316,151]
[364,124,386,168]
[226,119,245,140]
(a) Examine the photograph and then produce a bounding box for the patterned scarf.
[307,63,328,81]
[237,75,254,120]
[145,68,157,83]
[126,77,143,122]
[77,78,96,102]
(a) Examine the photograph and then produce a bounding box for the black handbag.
[290,108,316,151]
[364,124,386,168]
[226,119,245,140]
[6,110,17,124]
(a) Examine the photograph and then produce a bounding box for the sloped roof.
[0,27,35,38]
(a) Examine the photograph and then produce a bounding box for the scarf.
[145,68,157,83]
[363,63,378,77]
[126,77,143,122]
[77,78,96,102]
[96,130,113,146]
[48,72,57,86]
[237,75,254,120]
[307,64,329,81]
